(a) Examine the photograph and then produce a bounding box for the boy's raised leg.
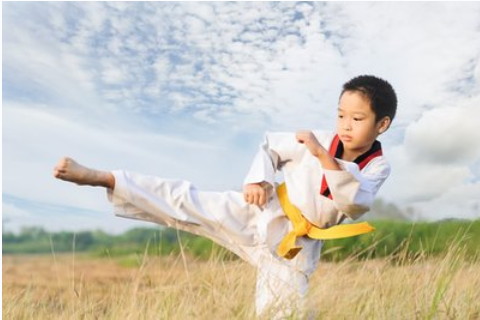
[53,157,115,189]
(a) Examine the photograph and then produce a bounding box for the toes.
[53,162,67,178]
[60,156,70,166]
[56,156,73,170]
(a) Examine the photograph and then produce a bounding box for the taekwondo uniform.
[106,130,390,318]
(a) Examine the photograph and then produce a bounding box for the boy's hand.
[296,130,327,157]
[243,182,269,207]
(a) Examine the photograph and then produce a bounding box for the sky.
[3,2,480,234]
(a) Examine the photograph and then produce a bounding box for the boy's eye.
[338,115,344,119]
[353,117,363,121]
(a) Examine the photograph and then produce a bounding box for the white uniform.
[106,130,390,318]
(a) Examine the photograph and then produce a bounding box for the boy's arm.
[296,131,390,220]
[296,130,341,170]
[323,160,390,220]
[243,132,304,206]
[243,132,304,187]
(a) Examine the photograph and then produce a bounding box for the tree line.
[3,218,479,262]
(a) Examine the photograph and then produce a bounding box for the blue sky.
[3,2,480,233]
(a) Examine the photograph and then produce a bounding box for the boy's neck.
[341,144,373,162]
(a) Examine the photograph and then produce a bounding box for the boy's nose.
[343,121,352,131]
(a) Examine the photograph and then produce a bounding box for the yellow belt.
[276,183,375,260]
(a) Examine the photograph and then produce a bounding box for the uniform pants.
[107,170,315,318]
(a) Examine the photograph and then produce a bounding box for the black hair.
[341,75,397,123]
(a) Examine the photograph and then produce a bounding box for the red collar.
[320,134,383,199]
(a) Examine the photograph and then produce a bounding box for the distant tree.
[74,231,95,250]
[2,231,17,243]
[367,198,409,221]
[18,227,48,241]
[122,228,158,243]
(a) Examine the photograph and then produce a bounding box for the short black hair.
[341,75,397,123]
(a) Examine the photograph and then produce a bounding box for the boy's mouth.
[340,134,353,142]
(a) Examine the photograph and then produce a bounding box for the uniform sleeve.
[243,131,305,187]
[323,158,391,220]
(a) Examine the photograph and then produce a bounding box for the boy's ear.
[377,116,391,134]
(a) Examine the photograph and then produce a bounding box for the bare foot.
[53,157,114,188]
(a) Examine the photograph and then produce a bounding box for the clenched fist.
[243,182,271,207]
[296,130,327,157]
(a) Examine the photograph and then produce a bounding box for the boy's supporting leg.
[255,258,309,319]
[53,157,115,189]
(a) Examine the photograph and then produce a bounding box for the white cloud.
[413,183,480,221]
[382,144,471,203]
[405,103,480,165]
[3,102,248,205]
[382,95,480,217]
[2,203,33,219]
[2,200,151,234]
[6,2,480,128]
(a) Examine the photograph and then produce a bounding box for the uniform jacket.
[243,130,391,239]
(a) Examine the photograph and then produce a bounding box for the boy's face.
[336,90,388,157]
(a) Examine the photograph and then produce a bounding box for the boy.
[54,75,397,318]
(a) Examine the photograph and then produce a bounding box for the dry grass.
[3,244,480,319]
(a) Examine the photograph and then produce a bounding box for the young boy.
[53,75,397,318]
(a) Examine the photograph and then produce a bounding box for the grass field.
[3,240,480,320]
